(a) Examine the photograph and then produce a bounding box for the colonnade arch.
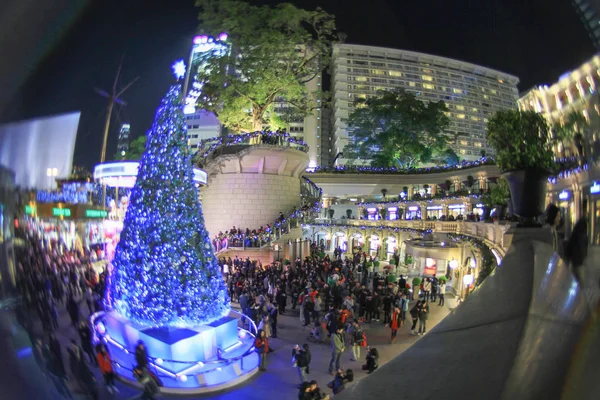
[304,225,421,261]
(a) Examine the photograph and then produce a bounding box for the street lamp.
[182,33,228,115]
[46,167,58,190]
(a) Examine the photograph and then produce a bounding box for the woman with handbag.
[255,329,269,371]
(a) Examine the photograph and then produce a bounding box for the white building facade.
[185,110,222,150]
[330,44,520,164]
[518,54,600,142]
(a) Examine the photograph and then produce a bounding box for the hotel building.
[330,44,519,164]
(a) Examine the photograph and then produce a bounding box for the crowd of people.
[11,223,443,399]
[212,225,275,251]
[13,229,160,399]
[218,242,445,399]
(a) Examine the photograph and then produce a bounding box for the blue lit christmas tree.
[108,84,230,328]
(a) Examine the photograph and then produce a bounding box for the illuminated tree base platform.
[93,310,259,394]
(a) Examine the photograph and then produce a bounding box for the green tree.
[194,0,336,132]
[345,89,451,168]
[440,148,460,166]
[113,136,147,161]
[552,111,588,160]
[70,165,91,181]
[486,109,554,172]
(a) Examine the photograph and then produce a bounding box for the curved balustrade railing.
[194,132,309,167]
[309,218,510,257]
[90,309,258,384]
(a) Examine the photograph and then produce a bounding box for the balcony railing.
[311,218,510,254]
[213,178,322,253]
[194,132,309,167]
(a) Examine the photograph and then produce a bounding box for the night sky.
[1,0,595,170]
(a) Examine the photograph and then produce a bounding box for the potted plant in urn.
[491,177,510,220]
[411,277,422,299]
[380,207,387,220]
[486,109,555,226]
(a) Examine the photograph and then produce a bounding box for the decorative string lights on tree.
[305,158,495,175]
[357,193,483,208]
[107,84,230,328]
[195,131,309,164]
[303,222,431,237]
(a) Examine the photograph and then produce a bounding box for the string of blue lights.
[107,84,230,328]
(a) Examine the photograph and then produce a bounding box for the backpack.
[353,328,363,343]
[298,293,305,305]
[306,297,315,312]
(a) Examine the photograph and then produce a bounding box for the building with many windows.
[518,53,600,244]
[572,0,600,49]
[117,123,131,158]
[330,44,519,164]
[518,53,600,145]
[185,110,223,150]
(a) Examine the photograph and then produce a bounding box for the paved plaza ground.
[18,294,451,400]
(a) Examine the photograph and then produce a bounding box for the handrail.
[213,176,323,253]
[194,132,309,166]
[305,157,496,175]
[90,309,259,382]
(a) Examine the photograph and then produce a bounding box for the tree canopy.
[194,0,336,132]
[114,135,147,161]
[345,89,451,168]
[486,109,554,171]
[552,111,588,159]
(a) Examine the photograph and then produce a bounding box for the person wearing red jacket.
[96,344,118,394]
[387,306,401,343]
[255,329,269,371]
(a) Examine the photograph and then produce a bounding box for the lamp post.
[181,33,229,115]
[46,167,58,191]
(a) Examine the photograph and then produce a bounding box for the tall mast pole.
[100,61,122,164]
[95,58,138,213]
[98,58,139,163]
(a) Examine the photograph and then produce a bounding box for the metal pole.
[182,44,195,101]
[100,98,116,164]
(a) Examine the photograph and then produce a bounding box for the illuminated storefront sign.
[558,190,570,200]
[52,208,71,217]
[591,182,600,194]
[85,210,108,218]
[448,204,465,209]
[25,205,36,215]
[426,206,443,210]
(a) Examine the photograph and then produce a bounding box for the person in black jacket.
[409,300,422,335]
[328,368,354,395]
[67,340,98,399]
[135,340,148,369]
[362,347,379,374]
[293,343,312,384]
[77,320,96,365]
